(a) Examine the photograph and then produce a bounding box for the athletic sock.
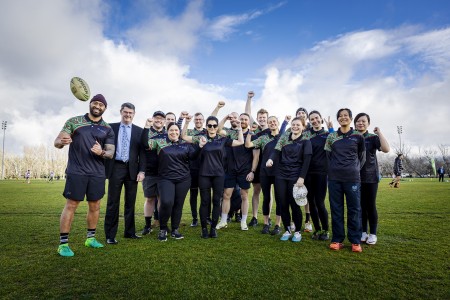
[60,233,69,245]
[145,216,152,228]
[87,228,96,239]
[305,213,311,223]
[221,213,228,222]
[242,214,248,222]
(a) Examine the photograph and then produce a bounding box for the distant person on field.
[48,171,55,183]
[389,154,404,188]
[54,94,115,257]
[25,170,31,184]
[438,165,445,182]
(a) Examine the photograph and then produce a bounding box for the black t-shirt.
[187,128,207,171]
[141,127,166,176]
[61,114,115,177]
[325,128,366,182]
[272,133,312,180]
[223,129,252,175]
[361,132,381,183]
[302,128,330,175]
[193,135,233,176]
[149,137,200,181]
[252,133,281,177]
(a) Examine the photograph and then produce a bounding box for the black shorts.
[190,169,199,189]
[224,173,251,190]
[143,175,160,198]
[63,174,105,201]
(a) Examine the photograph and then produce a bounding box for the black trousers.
[260,175,280,216]
[274,177,302,232]
[360,182,378,234]
[439,174,444,182]
[158,178,191,231]
[305,173,329,231]
[104,162,138,239]
[199,175,224,228]
[190,169,199,219]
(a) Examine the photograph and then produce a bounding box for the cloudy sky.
[0,0,449,155]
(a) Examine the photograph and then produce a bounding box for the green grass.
[0,179,449,299]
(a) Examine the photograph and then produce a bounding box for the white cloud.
[256,27,450,151]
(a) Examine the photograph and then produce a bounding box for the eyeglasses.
[207,124,218,128]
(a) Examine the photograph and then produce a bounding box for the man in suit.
[104,102,146,244]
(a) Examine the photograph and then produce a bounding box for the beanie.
[90,94,107,107]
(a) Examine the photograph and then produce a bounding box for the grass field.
[0,178,449,299]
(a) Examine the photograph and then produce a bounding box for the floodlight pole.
[1,121,7,180]
[397,125,403,153]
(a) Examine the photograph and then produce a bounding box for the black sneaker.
[227,216,231,223]
[141,226,152,235]
[209,227,218,238]
[158,230,167,242]
[270,225,281,235]
[191,218,198,227]
[311,230,320,240]
[319,230,330,241]
[171,229,184,240]
[261,224,270,234]
[249,217,258,227]
[201,228,209,239]
[235,213,242,222]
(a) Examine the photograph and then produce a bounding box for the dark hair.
[336,108,352,120]
[166,122,179,131]
[166,112,176,119]
[398,153,403,158]
[206,116,219,125]
[240,113,250,118]
[354,113,370,126]
[120,102,135,111]
[308,110,323,123]
[296,107,308,116]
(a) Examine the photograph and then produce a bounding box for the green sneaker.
[85,237,104,248]
[58,244,74,257]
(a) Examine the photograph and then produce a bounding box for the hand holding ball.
[70,77,90,101]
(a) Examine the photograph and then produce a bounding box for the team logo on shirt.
[352,185,358,192]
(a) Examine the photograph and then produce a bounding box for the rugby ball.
[70,77,90,101]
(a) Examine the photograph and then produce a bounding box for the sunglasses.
[207,124,218,128]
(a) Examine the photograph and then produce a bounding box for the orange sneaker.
[352,244,363,252]
[329,242,344,250]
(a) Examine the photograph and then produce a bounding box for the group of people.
[55,91,391,257]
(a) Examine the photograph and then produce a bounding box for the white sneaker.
[367,234,377,245]
[216,221,228,230]
[292,231,302,242]
[361,232,369,242]
[280,231,292,241]
[241,221,248,231]
[290,222,296,232]
[304,222,313,232]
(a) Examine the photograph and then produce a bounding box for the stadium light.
[1,121,7,180]
[397,125,403,153]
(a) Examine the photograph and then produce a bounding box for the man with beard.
[54,94,115,257]
[217,112,253,230]
[140,111,167,234]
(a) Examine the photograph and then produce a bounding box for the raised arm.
[217,114,230,136]
[374,127,390,153]
[211,101,225,117]
[231,120,244,146]
[245,131,254,148]
[181,115,194,143]
[244,91,255,124]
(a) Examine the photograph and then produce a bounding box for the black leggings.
[199,175,224,228]
[361,182,378,234]
[157,178,191,231]
[260,175,280,216]
[305,173,329,231]
[274,178,302,232]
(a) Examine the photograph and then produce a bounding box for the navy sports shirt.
[360,132,382,183]
[302,128,330,175]
[141,127,167,176]
[148,137,200,181]
[324,128,366,182]
[61,113,115,177]
[271,132,312,180]
[192,135,233,176]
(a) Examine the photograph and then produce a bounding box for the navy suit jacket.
[105,122,146,180]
